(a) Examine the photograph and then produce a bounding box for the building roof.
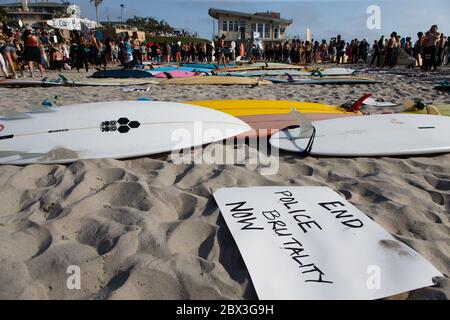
[0,2,68,8]
[208,8,293,25]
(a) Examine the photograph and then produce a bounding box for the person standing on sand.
[320,40,328,63]
[76,37,90,72]
[131,36,141,64]
[1,36,20,78]
[422,25,440,70]
[414,32,424,68]
[444,37,450,65]
[436,33,445,66]
[22,28,45,78]
[336,35,345,65]
[359,38,369,63]
[370,39,380,67]
[382,32,398,69]
[217,34,227,68]
[404,37,413,56]
[0,49,9,78]
[239,41,245,60]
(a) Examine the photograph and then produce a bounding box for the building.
[0,1,69,26]
[99,22,146,42]
[208,8,293,44]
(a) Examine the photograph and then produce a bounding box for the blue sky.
[4,0,449,41]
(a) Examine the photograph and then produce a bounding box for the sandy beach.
[0,64,449,300]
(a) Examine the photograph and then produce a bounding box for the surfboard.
[216,64,303,73]
[270,114,450,156]
[267,76,379,85]
[0,78,62,87]
[363,98,398,107]
[58,75,160,86]
[181,63,234,69]
[162,76,272,85]
[146,66,212,73]
[0,101,251,165]
[184,100,361,137]
[184,100,353,117]
[215,68,356,77]
[153,71,201,78]
[92,69,154,78]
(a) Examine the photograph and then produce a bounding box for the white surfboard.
[363,97,398,107]
[0,101,250,165]
[270,114,450,156]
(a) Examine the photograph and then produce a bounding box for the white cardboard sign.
[213,187,442,300]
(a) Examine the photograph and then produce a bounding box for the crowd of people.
[0,21,220,79]
[1,20,449,79]
[258,25,449,70]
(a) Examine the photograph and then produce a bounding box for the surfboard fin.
[346,94,372,113]
[311,68,323,77]
[58,74,69,84]
[284,73,295,83]
[403,99,416,111]
[426,105,441,115]
[163,72,173,79]
[289,107,315,139]
[254,75,266,87]
[338,94,371,113]
[1,111,33,120]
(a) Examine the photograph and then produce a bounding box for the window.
[257,23,264,35]
[222,20,228,32]
[274,26,279,39]
[240,20,246,29]
[251,23,256,33]
[234,21,239,32]
[265,24,270,38]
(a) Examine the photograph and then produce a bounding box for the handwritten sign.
[47,18,99,31]
[213,187,442,300]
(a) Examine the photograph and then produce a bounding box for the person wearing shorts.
[217,34,227,68]
[22,29,45,78]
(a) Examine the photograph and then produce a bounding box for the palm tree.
[90,0,103,24]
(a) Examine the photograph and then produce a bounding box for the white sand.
[0,64,449,300]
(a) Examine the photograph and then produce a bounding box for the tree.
[90,0,103,24]
[126,16,174,35]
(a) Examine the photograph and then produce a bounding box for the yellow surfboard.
[184,100,359,137]
[184,99,354,117]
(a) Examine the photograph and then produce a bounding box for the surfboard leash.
[300,126,317,156]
